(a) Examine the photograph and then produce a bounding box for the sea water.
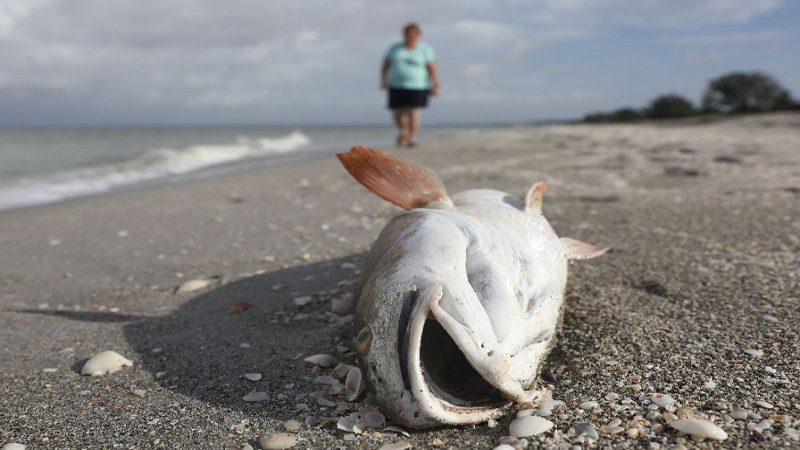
[0,124,495,211]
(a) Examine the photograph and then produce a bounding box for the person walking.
[381,23,439,147]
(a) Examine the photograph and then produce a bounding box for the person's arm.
[381,58,390,90]
[427,61,439,96]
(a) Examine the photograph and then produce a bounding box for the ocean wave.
[0,131,311,211]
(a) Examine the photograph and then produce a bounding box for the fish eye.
[356,325,372,352]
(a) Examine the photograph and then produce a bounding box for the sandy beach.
[1,113,799,448]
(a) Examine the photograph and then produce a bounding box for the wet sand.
[1,113,799,448]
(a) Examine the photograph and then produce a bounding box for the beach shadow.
[22,253,368,414]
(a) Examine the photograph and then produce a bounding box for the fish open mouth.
[419,318,507,407]
[400,284,516,425]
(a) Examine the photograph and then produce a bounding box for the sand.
[1,113,798,448]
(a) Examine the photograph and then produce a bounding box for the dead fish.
[337,146,607,429]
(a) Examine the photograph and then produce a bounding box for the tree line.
[583,71,798,123]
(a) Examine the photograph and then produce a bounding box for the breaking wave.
[0,131,311,211]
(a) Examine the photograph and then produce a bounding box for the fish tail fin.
[336,146,452,210]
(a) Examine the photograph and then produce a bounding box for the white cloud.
[661,30,787,44]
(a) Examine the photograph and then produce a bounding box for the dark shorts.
[388,88,430,109]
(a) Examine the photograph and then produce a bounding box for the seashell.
[315,375,340,386]
[337,417,355,432]
[283,420,301,432]
[330,362,355,380]
[244,373,262,381]
[361,411,386,428]
[345,367,364,402]
[572,422,598,440]
[579,401,599,410]
[293,296,313,307]
[175,278,210,294]
[383,426,410,437]
[650,393,675,408]
[669,418,728,440]
[509,416,554,437]
[599,425,624,434]
[81,350,133,376]
[310,391,336,407]
[258,432,297,449]
[1,444,27,450]
[304,354,337,368]
[516,409,535,418]
[493,446,514,450]
[730,409,748,420]
[243,392,269,402]
[337,147,608,429]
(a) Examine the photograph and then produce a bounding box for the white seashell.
[81,350,133,376]
[539,400,564,410]
[650,393,675,408]
[509,416,554,437]
[283,420,301,432]
[243,392,269,402]
[756,400,774,409]
[244,373,262,381]
[383,426,410,437]
[730,410,748,420]
[579,401,599,410]
[516,409,535,418]
[493,446,515,450]
[310,391,336,407]
[669,418,728,440]
[379,443,411,450]
[315,375,340,386]
[304,354,337,367]
[293,296,313,307]
[258,432,297,449]
[337,417,355,432]
[1,444,27,450]
[361,411,386,428]
[345,367,364,402]
[175,278,210,294]
[342,433,356,441]
[744,348,764,357]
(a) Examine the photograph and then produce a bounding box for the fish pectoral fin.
[561,237,609,260]
[336,145,452,210]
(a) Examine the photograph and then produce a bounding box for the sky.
[0,0,798,126]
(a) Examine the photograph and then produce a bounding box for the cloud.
[0,0,788,124]
[685,50,738,66]
[662,30,787,44]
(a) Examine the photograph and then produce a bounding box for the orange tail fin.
[336,146,451,210]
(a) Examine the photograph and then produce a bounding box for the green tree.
[647,94,694,119]
[702,71,795,113]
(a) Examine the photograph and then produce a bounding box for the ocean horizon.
[0,123,509,211]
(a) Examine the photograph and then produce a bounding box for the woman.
[381,23,439,147]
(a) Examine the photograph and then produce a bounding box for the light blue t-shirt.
[385,42,435,90]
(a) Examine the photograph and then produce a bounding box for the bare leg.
[407,108,421,146]
[392,108,409,146]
